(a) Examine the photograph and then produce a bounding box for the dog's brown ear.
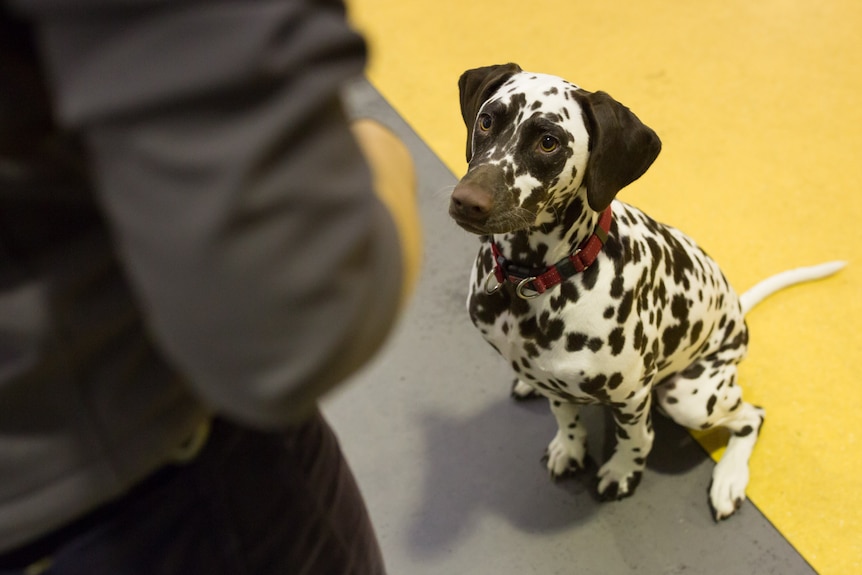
[573,90,661,211]
[458,63,522,162]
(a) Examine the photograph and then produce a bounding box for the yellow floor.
[346,2,862,573]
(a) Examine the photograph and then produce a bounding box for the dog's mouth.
[451,217,488,235]
[448,208,534,235]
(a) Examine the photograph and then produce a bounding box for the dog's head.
[449,63,661,235]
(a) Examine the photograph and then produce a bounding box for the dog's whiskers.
[435,184,456,199]
[433,184,457,210]
[497,207,534,232]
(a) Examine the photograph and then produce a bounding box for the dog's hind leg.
[511,378,541,400]
[707,401,765,520]
[655,352,765,521]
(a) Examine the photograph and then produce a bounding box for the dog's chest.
[466,247,646,401]
[465,202,746,399]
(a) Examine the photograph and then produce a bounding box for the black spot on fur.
[610,276,625,299]
[519,312,565,350]
[706,394,717,416]
[682,362,705,379]
[603,231,624,265]
[559,197,585,236]
[661,294,691,357]
[645,236,663,283]
[617,292,634,324]
[662,324,687,357]
[690,320,703,345]
[581,374,607,395]
[642,352,655,375]
[671,294,689,320]
[550,281,579,311]
[506,232,549,269]
[723,319,736,340]
[633,321,645,352]
[581,261,601,290]
[609,327,626,356]
[728,329,748,350]
[566,332,587,352]
[653,281,668,309]
[469,291,505,327]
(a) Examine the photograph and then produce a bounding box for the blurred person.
[0,0,420,573]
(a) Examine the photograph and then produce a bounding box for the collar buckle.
[515,276,540,299]
[484,270,502,295]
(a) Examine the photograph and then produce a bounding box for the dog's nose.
[450,184,493,222]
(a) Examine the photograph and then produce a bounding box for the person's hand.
[351,119,422,305]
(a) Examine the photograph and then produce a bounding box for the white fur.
[741,261,847,315]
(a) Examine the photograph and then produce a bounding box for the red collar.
[487,206,612,299]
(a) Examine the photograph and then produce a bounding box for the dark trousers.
[0,411,386,575]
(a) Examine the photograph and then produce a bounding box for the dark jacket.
[0,0,403,551]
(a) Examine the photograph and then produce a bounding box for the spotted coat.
[450,64,765,520]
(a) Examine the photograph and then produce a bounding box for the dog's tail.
[740,261,847,315]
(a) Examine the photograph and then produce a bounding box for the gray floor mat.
[323,78,815,575]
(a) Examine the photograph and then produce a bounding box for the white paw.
[544,431,586,478]
[709,458,750,520]
[511,379,540,400]
[597,455,643,500]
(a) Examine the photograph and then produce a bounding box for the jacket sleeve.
[19,0,406,427]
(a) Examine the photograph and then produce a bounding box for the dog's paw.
[708,459,749,521]
[597,457,644,501]
[511,379,540,400]
[543,431,586,479]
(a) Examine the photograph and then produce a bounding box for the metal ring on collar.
[515,277,540,299]
[484,270,502,294]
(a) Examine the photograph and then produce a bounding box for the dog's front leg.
[544,399,588,478]
[597,387,654,500]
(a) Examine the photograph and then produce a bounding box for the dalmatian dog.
[448,63,845,520]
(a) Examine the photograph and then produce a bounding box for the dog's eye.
[478,114,493,132]
[539,135,559,152]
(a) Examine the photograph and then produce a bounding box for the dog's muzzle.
[449,164,513,234]
[449,182,493,229]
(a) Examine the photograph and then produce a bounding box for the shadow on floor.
[409,389,718,557]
